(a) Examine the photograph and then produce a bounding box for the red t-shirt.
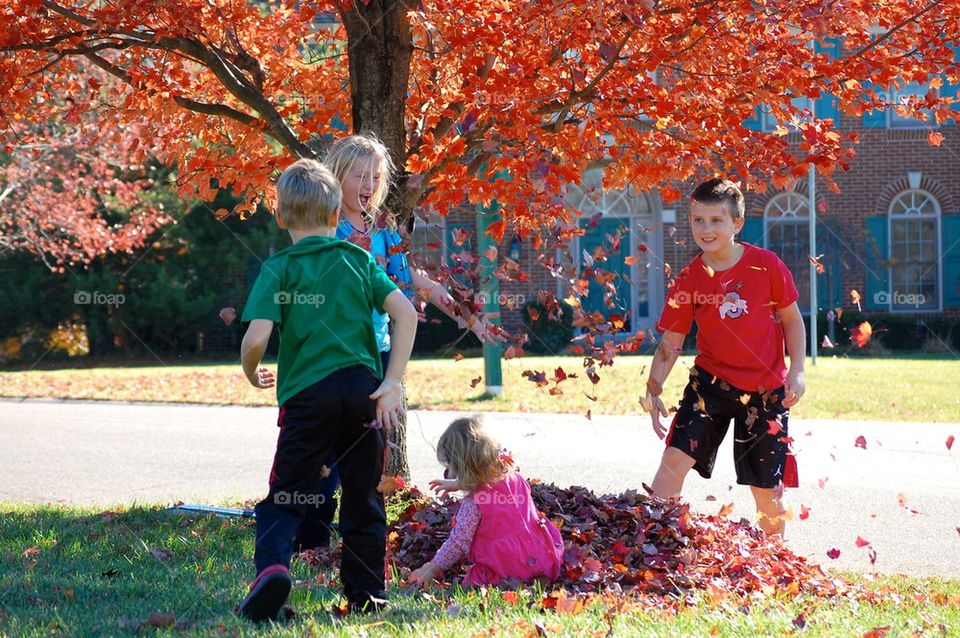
[656,243,799,392]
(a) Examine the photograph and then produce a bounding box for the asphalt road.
[1,398,958,578]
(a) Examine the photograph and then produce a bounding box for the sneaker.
[237,565,292,623]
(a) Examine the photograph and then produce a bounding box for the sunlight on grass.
[1,355,958,422]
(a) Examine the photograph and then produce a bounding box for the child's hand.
[783,370,805,408]
[246,367,275,389]
[471,316,508,345]
[406,562,438,588]
[428,477,460,497]
[370,378,404,432]
[645,393,670,439]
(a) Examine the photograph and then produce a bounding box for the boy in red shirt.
[644,178,806,537]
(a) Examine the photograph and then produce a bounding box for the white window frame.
[763,192,812,310]
[886,189,943,312]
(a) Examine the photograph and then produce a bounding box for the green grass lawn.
[1,502,957,637]
[2,354,959,422]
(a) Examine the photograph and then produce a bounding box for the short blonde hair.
[276,158,341,229]
[323,133,396,227]
[436,416,507,492]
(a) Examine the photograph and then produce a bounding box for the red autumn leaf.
[928,131,944,147]
[947,434,955,451]
[850,321,873,348]
[855,536,871,548]
[451,227,471,246]
[218,306,237,326]
[799,505,810,520]
[483,220,506,244]
[855,435,867,449]
[827,548,841,559]
[503,591,519,605]
[766,419,782,436]
[453,352,464,362]
[808,254,826,274]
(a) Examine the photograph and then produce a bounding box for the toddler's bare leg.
[650,447,695,499]
[751,485,786,538]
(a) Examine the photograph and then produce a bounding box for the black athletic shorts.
[664,366,798,488]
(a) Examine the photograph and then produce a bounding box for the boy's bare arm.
[370,289,418,430]
[241,319,276,389]
[643,330,685,439]
[778,302,806,408]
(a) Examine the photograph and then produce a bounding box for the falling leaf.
[818,477,829,489]
[453,353,464,362]
[799,505,810,520]
[855,536,871,548]
[377,475,406,496]
[808,254,826,274]
[218,306,236,326]
[563,294,581,308]
[319,465,331,479]
[703,264,715,277]
[850,322,873,348]
[766,419,782,436]
[470,376,482,388]
[947,434,955,451]
[821,335,834,348]
[585,409,592,421]
[855,435,867,449]
[717,503,735,517]
[827,548,841,559]
[739,394,751,406]
[928,131,944,147]
[896,493,908,508]
[451,227,471,246]
[850,289,862,311]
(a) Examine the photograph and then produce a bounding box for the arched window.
[888,190,940,310]
[764,192,810,309]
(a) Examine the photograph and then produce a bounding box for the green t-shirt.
[241,235,398,407]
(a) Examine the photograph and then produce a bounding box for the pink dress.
[432,471,564,586]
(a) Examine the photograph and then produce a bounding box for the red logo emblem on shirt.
[718,292,749,319]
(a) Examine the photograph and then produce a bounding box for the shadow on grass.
[0,506,446,636]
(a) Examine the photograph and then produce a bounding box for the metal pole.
[808,36,819,365]
[476,210,503,395]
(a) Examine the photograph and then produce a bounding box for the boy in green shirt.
[236,159,417,621]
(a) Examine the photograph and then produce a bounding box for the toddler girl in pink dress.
[407,416,564,587]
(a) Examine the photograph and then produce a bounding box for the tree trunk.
[341,0,419,479]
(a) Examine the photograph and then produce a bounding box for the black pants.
[294,350,391,551]
[254,364,386,603]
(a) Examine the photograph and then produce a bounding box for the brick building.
[411,73,960,347]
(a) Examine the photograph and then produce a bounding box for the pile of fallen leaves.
[301,483,854,602]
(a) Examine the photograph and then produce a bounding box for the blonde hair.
[323,133,396,228]
[276,158,341,229]
[436,416,508,492]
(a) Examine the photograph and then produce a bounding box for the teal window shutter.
[862,82,887,128]
[739,218,764,246]
[942,215,960,308]
[743,107,763,131]
[815,38,841,123]
[864,216,889,309]
[941,44,960,125]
